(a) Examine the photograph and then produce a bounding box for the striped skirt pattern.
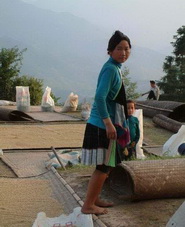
[81,123,109,165]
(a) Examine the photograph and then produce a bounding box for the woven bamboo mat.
[109,158,185,201]
[1,151,80,211]
[0,152,67,226]
[1,152,50,177]
[0,105,83,122]
[0,151,102,227]
[0,178,64,227]
[0,124,85,149]
[143,145,163,156]
[0,159,17,178]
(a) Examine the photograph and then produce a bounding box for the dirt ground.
[0,116,184,227]
[58,165,184,227]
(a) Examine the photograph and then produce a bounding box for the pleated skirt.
[81,123,121,166]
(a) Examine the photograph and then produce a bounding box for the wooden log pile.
[136,100,185,122]
[153,114,183,133]
[136,100,185,132]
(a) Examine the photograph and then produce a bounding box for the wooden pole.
[51,146,66,170]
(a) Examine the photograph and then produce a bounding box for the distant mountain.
[0,0,165,102]
[126,45,166,81]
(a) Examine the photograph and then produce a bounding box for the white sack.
[46,150,81,168]
[166,201,185,227]
[133,109,145,159]
[41,86,55,111]
[162,125,185,156]
[16,86,30,112]
[0,100,16,106]
[61,92,78,113]
[81,102,91,120]
[32,207,93,227]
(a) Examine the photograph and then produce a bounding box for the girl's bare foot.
[81,205,108,215]
[95,198,114,207]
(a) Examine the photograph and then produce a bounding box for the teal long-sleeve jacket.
[87,57,123,129]
[128,115,140,145]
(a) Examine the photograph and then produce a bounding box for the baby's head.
[127,100,136,116]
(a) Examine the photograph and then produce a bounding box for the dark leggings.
[96,164,112,174]
[147,90,156,100]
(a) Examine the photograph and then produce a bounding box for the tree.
[121,67,140,100]
[172,26,185,75]
[0,47,26,100]
[0,47,50,105]
[158,26,185,101]
[50,92,61,105]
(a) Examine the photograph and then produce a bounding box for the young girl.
[81,31,131,215]
[126,100,140,159]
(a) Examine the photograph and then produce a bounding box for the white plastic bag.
[162,125,185,156]
[0,100,16,106]
[32,207,94,227]
[166,201,185,227]
[81,102,91,120]
[46,150,81,168]
[61,92,78,113]
[16,86,30,112]
[41,86,55,112]
[0,149,3,157]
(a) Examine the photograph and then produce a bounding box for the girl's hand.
[103,118,117,140]
[131,142,136,147]
[123,148,129,156]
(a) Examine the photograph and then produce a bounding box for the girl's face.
[109,40,131,63]
[127,102,135,116]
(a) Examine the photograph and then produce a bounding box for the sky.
[22,0,185,55]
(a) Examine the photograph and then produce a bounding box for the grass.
[135,154,185,160]
[58,154,185,174]
[58,164,94,171]
[143,117,174,145]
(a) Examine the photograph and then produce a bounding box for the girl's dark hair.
[107,30,131,53]
[127,99,136,106]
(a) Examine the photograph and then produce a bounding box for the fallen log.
[152,114,183,133]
